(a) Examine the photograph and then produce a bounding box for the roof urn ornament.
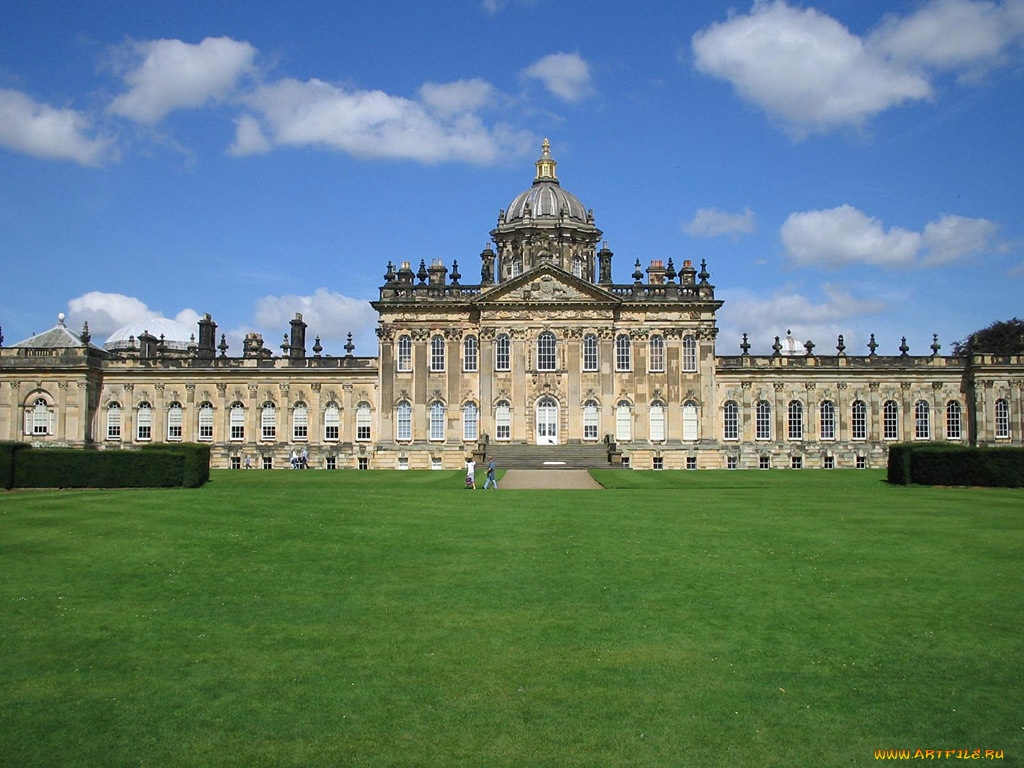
[740,333,751,356]
[81,322,91,345]
[867,334,878,356]
[218,334,229,358]
[837,334,846,355]
[416,260,429,284]
[698,259,710,285]
[632,259,644,283]
[899,337,910,357]
[665,258,677,283]
[313,336,323,357]
[772,336,783,357]
[931,334,941,356]
[345,333,355,357]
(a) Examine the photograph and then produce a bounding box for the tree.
[953,318,1024,357]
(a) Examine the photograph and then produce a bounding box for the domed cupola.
[488,139,603,285]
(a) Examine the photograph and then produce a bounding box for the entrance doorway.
[535,396,558,445]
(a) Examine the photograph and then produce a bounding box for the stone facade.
[2,142,1021,469]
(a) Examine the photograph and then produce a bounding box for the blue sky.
[1,0,1021,357]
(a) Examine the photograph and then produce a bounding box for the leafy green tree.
[953,318,1024,356]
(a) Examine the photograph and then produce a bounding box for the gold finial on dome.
[535,138,558,183]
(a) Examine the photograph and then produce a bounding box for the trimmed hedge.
[0,441,30,490]
[888,443,1024,487]
[14,448,185,489]
[141,443,211,488]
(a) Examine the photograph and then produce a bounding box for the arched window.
[537,331,557,371]
[495,334,511,372]
[819,401,835,441]
[511,259,522,277]
[914,400,930,440]
[615,334,631,372]
[572,256,583,278]
[136,402,152,441]
[682,335,697,373]
[945,400,962,441]
[463,402,479,442]
[356,403,372,441]
[463,335,478,372]
[429,402,446,442]
[198,402,214,441]
[883,401,899,440]
[583,400,599,440]
[293,402,308,441]
[260,402,276,441]
[106,402,122,440]
[615,400,632,441]
[995,398,1010,438]
[682,400,699,441]
[396,401,412,441]
[324,403,340,441]
[229,402,245,441]
[430,335,445,372]
[582,334,598,372]
[788,400,803,441]
[649,335,665,373]
[495,400,511,440]
[397,335,412,372]
[851,400,867,440]
[723,400,739,441]
[755,400,771,440]
[26,397,53,436]
[649,401,665,442]
[167,402,183,441]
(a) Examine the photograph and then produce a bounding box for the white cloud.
[254,288,378,352]
[691,1,1024,136]
[921,214,999,265]
[522,52,594,103]
[482,0,544,15]
[108,36,257,124]
[781,204,1000,268]
[782,205,922,268]
[235,77,531,164]
[684,207,756,238]
[692,2,931,135]
[228,114,271,156]
[0,88,112,165]
[717,283,887,353]
[64,291,200,339]
[869,0,1024,73]
[419,78,495,117]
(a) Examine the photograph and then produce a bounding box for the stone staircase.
[480,442,622,469]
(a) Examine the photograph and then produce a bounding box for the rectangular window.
[995,399,1010,438]
[852,403,867,441]
[615,336,631,372]
[723,402,738,441]
[324,406,340,441]
[199,407,213,441]
[358,457,369,470]
[824,456,834,469]
[356,405,371,442]
[686,456,697,470]
[791,456,803,469]
[727,455,738,470]
[819,403,835,441]
[583,335,598,372]
[653,456,663,470]
[262,456,273,470]
[759,456,770,470]
[856,455,867,469]
[583,403,599,441]
[755,403,771,441]
[884,403,899,441]
[648,337,664,373]
[495,403,511,440]
[230,456,241,469]
[325,456,337,470]
[495,336,510,372]
[431,457,442,470]
[946,403,962,440]
[430,337,445,372]
[397,336,412,372]
[293,408,308,441]
[397,457,409,470]
[136,406,152,442]
[167,408,183,441]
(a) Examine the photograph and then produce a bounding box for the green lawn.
[1,469,1021,767]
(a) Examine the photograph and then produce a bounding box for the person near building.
[484,457,498,490]
[465,457,476,489]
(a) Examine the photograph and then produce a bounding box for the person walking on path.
[465,456,476,489]
[484,456,498,489]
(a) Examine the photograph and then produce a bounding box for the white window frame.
[946,400,962,441]
[914,400,930,440]
[136,402,152,442]
[28,397,52,436]
[293,403,308,442]
[615,335,631,372]
[167,402,183,441]
[495,334,511,372]
[495,400,511,440]
[582,334,598,372]
[615,401,632,442]
[682,335,697,373]
[107,402,122,441]
[995,398,1010,438]
[819,401,835,441]
[229,403,245,441]
[198,403,214,441]
[261,402,276,442]
[324,403,340,441]
[463,402,479,442]
[429,402,446,442]
[537,331,557,371]
[883,401,899,441]
[397,335,412,372]
[682,401,699,441]
[463,335,478,373]
[649,335,665,373]
[396,401,412,442]
[649,401,665,442]
[583,400,599,441]
[430,335,445,372]
[356,403,371,442]
[723,400,738,441]
[755,401,771,441]
[851,401,867,441]
[788,400,803,441]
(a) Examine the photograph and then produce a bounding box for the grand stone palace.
[2,142,1021,470]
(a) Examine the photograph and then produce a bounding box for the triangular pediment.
[472,264,619,306]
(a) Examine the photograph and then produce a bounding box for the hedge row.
[888,443,1024,487]
[3,443,210,489]
[0,441,31,490]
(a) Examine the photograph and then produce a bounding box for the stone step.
[481,443,622,470]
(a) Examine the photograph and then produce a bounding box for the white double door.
[535,397,558,445]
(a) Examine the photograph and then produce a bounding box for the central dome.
[503,139,588,224]
[105,317,193,351]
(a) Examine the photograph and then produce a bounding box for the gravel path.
[496,469,603,489]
